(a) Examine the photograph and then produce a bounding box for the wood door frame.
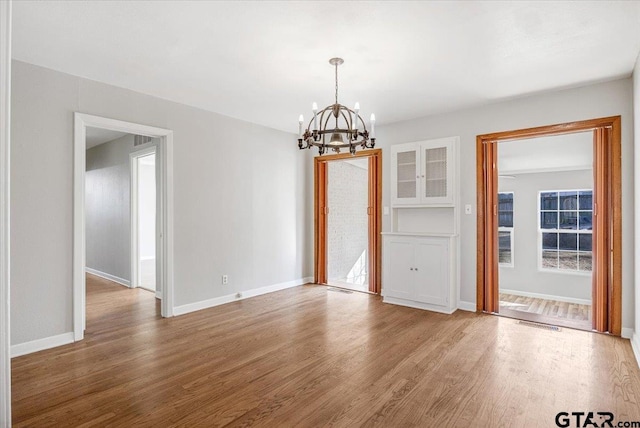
[476,116,622,335]
[314,149,382,294]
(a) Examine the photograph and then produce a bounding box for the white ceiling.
[498,131,593,175]
[12,1,640,133]
[85,127,127,149]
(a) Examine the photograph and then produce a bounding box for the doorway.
[130,147,158,296]
[314,149,382,294]
[495,132,593,331]
[74,113,174,341]
[476,116,622,335]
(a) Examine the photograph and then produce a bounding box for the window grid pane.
[539,189,592,273]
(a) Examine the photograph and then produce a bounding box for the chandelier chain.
[335,63,339,104]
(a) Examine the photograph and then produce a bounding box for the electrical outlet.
[236,292,242,299]
[222,274,228,285]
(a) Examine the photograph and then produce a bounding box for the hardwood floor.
[12,275,640,427]
[499,292,592,331]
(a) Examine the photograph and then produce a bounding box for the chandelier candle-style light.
[298,58,376,155]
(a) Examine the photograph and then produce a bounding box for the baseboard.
[630,332,640,369]
[500,288,590,306]
[155,290,162,299]
[457,300,476,312]
[621,328,634,339]
[11,332,75,358]
[85,267,130,287]
[382,296,456,315]
[173,277,313,316]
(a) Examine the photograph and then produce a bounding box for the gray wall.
[498,170,592,302]
[10,60,313,345]
[327,160,368,282]
[85,134,135,283]
[377,77,635,331]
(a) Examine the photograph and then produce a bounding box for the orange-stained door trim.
[476,116,622,336]
[313,149,382,293]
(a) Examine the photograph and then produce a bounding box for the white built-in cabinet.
[383,234,456,312]
[391,138,455,206]
[383,136,459,314]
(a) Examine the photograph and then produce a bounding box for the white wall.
[377,77,635,330]
[0,0,11,424]
[327,160,368,282]
[498,170,592,302]
[10,60,313,346]
[85,134,136,283]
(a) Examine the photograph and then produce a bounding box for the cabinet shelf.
[397,162,416,167]
[397,179,416,183]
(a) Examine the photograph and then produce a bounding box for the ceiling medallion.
[297,58,376,155]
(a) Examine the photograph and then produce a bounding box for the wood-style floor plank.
[11,274,640,427]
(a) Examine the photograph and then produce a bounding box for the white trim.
[621,328,634,339]
[173,277,313,316]
[0,0,11,424]
[382,296,457,315]
[74,113,175,343]
[11,332,75,359]
[500,288,591,306]
[155,291,162,299]
[630,333,640,369]
[129,146,157,290]
[85,268,131,287]
[457,301,476,312]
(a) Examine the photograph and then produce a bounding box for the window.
[498,192,513,267]
[539,190,592,272]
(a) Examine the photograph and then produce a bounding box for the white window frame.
[537,188,592,276]
[498,192,514,268]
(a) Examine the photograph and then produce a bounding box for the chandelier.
[297,58,376,155]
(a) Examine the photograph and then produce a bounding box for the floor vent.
[327,287,353,294]
[517,320,561,332]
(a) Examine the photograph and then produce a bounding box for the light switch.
[465,204,472,215]
[384,206,390,215]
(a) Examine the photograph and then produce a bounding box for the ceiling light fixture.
[297,58,376,155]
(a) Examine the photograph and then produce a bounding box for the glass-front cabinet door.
[421,139,453,205]
[391,143,420,205]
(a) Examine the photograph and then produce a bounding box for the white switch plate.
[383,206,390,215]
[465,204,472,215]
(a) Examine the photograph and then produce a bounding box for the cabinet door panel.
[420,140,454,205]
[391,144,420,205]
[383,239,415,299]
[413,239,449,306]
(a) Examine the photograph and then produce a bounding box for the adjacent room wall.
[498,170,593,303]
[327,160,368,283]
[138,154,156,260]
[377,77,635,331]
[10,60,313,346]
[85,134,137,284]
